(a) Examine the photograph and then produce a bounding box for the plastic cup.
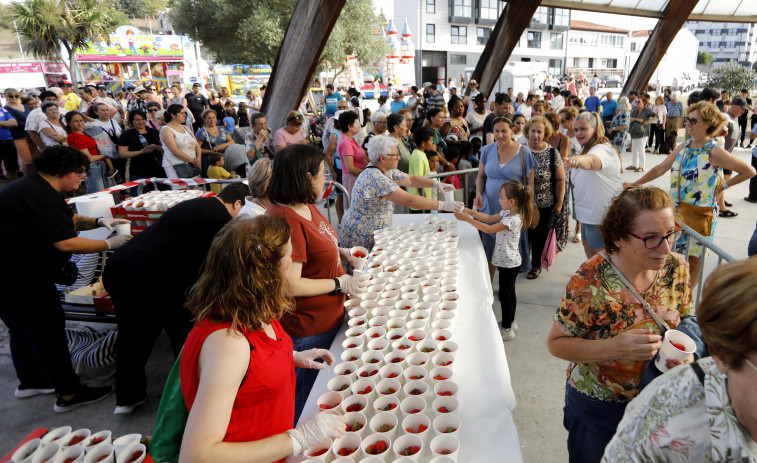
[655,329,696,372]
[410,310,430,328]
[441,292,459,303]
[362,292,379,302]
[423,286,441,296]
[392,434,424,459]
[367,337,389,354]
[434,380,459,399]
[352,377,378,402]
[365,326,387,340]
[115,443,146,463]
[111,434,141,458]
[432,352,455,370]
[384,350,407,367]
[432,329,452,342]
[429,366,453,384]
[384,283,402,292]
[31,443,61,463]
[342,337,364,350]
[317,391,343,412]
[416,339,438,355]
[429,434,460,460]
[373,395,401,417]
[413,301,433,312]
[435,310,456,324]
[391,339,413,352]
[406,352,429,369]
[432,396,459,419]
[332,432,362,460]
[401,292,420,302]
[41,426,72,446]
[54,446,85,463]
[303,438,333,461]
[377,378,401,397]
[347,307,368,319]
[371,306,390,318]
[401,414,432,446]
[433,413,461,437]
[360,434,392,460]
[403,379,429,399]
[348,316,368,329]
[431,319,452,331]
[345,299,364,311]
[84,431,113,452]
[345,326,366,339]
[370,411,399,440]
[62,428,92,447]
[335,362,358,380]
[114,223,131,236]
[405,320,425,331]
[368,316,388,328]
[350,246,369,270]
[387,313,407,326]
[328,375,353,398]
[12,438,41,463]
[341,395,369,415]
[386,327,407,341]
[438,341,458,354]
[395,300,414,311]
[344,411,368,438]
[400,396,427,421]
[356,364,380,380]
[405,329,426,343]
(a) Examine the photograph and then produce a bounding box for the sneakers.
[511,321,519,332]
[105,170,122,184]
[114,396,148,415]
[54,385,113,413]
[501,328,516,341]
[15,386,55,398]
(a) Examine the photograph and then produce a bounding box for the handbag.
[541,226,557,269]
[519,146,539,229]
[676,152,714,236]
[149,351,188,463]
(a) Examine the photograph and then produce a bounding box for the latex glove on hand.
[287,410,345,455]
[105,234,132,250]
[336,274,370,295]
[97,218,130,231]
[293,348,335,370]
[339,247,368,270]
[438,200,465,213]
[433,180,456,194]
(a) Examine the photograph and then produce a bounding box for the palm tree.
[11,0,124,83]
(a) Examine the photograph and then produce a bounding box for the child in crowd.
[454,180,535,340]
[427,150,440,200]
[223,104,236,132]
[207,152,239,194]
[469,136,481,165]
[408,127,436,212]
[237,102,250,127]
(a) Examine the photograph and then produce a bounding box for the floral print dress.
[555,253,693,402]
[339,166,407,250]
[610,111,630,154]
[669,138,722,258]
[446,118,470,141]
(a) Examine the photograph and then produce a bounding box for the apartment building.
[565,20,628,77]
[684,21,757,66]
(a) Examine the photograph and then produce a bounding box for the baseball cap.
[27,89,41,97]
[192,82,202,88]
[133,86,147,93]
[423,82,432,87]
[96,84,106,90]
[469,79,478,85]
[731,97,748,110]
[57,80,72,86]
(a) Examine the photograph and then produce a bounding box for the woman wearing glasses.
[146,84,163,109]
[628,101,755,288]
[547,186,694,463]
[4,88,34,177]
[273,110,305,151]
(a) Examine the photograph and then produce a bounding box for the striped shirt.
[665,100,684,118]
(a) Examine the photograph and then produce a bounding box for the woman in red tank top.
[179,216,344,463]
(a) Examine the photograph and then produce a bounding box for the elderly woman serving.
[339,135,463,250]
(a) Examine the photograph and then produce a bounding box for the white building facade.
[684,21,757,66]
[565,20,627,77]
[626,27,699,89]
[393,1,570,86]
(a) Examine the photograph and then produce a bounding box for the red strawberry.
[379,424,393,432]
[360,371,370,377]
[353,251,366,258]
[97,456,109,462]
[442,449,452,454]
[672,342,686,351]
[368,358,378,364]
[356,320,364,325]
[409,388,423,395]
[349,356,358,361]
[390,335,401,340]
[442,348,451,352]
[438,391,453,396]
[409,375,420,380]
[445,426,457,433]
[410,408,421,413]
[388,373,398,378]
[338,447,355,456]
[89,436,105,446]
[319,403,332,409]
[440,361,452,366]
[433,375,447,380]
[391,358,402,363]
[346,403,362,412]
[371,333,380,338]
[384,388,396,394]
[408,336,418,341]
[350,422,364,431]
[338,385,349,391]
[404,306,412,309]
[422,347,433,353]
[367,444,376,454]
[374,440,387,453]
[347,344,357,348]
[437,336,447,340]
[127,451,143,463]
[438,406,450,413]
[311,448,328,456]
[359,386,372,394]
[399,344,411,350]
[381,403,397,411]
[418,423,428,432]
[68,435,85,446]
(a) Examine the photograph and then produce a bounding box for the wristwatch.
[722,182,729,190]
[329,277,341,295]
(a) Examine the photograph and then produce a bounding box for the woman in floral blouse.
[547,186,694,463]
[602,259,757,462]
[339,135,461,250]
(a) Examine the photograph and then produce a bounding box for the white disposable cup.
[345,299,364,311]
[373,395,401,417]
[370,306,390,318]
[384,283,402,292]
[432,329,452,342]
[368,316,388,328]
[423,286,441,296]
[352,377,378,402]
[401,292,420,302]
[655,329,696,372]
[12,438,41,463]
[384,350,406,368]
[53,446,85,463]
[334,361,357,380]
[348,316,368,329]
[394,301,413,312]
[429,366,453,384]
[429,434,460,460]
[32,443,61,463]
[41,426,72,446]
[341,347,363,363]
[355,364,381,380]
[443,190,455,202]
[368,337,390,354]
[370,411,399,440]
[62,428,92,447]
[347,307,368,318]
[438,341,458,354]
[400,395,427,421]
[303,438,333,461]
[391,339,413,353]
[432,352,455,370]
[387,313,407,326]
[350,246,369,270]
[386,327,407,342]
[406,352,430,369]
[416,340,438,355]
[405,320,426,331]
[403,379,429,399]
[438,301,457,312]
[116,443,146,463]
[317,391,343,412]
[327,376,353,398]
[332,432,362,460]
[341,395,369,416]
[432,396,459,419]
[344,411,368,438]
[342,337,364,350]
[402,413,432,446]
[406,329,427,343]
[84,431,112,453]
[433,413,461,437]
[362,292,379,302]
[376,378,401,397]
[392,434,424,459]
[413,301,433,312]
[114,223,131,236]
[429,457,456,463]
[360,434,392,460]
[365,326,386,340]
[431,320,452,331]
[345,326,366,339]
[435,311,456,324]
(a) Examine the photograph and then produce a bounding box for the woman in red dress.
[179,216,344,463]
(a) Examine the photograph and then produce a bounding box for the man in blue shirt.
[584,87,600,113]
[390,91,407,114]
[664,91,684,136]
[600,91,618,127]
[322,84,343,118]
[0,106,18,182]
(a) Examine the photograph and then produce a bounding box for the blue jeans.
[749,220,757,257]
[86,160,106,194]
[581,223,604,250]
[290,324,340,424]
[563,385,628,463]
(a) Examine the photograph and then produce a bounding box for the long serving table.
[288,214,522,462]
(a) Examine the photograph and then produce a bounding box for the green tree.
[708,62,757,96]
[697,51,713,66]
[169,0,388,76]
[116,0,167,20]
[11,0,125,83]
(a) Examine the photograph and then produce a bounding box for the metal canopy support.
[467,0,543,98]
[262,0,346,132]
[621,0,698,97]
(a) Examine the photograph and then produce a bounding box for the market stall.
[287,214,522,462]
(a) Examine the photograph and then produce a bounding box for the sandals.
[719,210,738,218]
[527,268,541,280]
[573,233,582,243]
[627,165,637,171]
[635,168,645,172]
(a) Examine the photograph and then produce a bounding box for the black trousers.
[647,123,664,150]
[104,269,193,405]
[0,279,81,395]
[739,115,748,145]
[498,266,520,329]
[749,155,757,201]
[529,207,554,270]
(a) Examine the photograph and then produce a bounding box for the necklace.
[252,197,265,209]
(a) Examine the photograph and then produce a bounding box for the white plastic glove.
[433,180,455,194]
[293,348,335,370]
[105,234,132,250]
[97,218,130,231]
[287,410,345,455]
[336,274,369,295]
[438,200,464,213]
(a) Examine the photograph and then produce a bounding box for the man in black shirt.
[185,82,209,131]
[483,93,513,145]
[0,146,131,412]
[102,183,247,414]
[739,89,754,148]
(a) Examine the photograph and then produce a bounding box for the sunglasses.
[683,117,700,126]
[7,94,20,98]
[149,88,157,91]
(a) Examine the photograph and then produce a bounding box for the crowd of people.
[0,75,756,463]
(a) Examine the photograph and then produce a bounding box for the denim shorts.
[563,386,628,463]
[581,223,604,250]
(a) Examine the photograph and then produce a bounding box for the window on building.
[550,33,563,49]
[630,42,636,51]
[726,41,735,48]
[549,8,570,27]
[533,7,548,25]
[527,31,541,48]
[450,54,467,65]
[548,58,562,76]
[426,24,435,43]
[601,58,617,68]
[451,0,472,18]
[727,28,737,35]
[426,0,435,14]
[479,0,498,20]
[572,57,581,67]
[712,29,721,35]
[451,26,467,44]
[710,41,719,48]
[477,27,492,45]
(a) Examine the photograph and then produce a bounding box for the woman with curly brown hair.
[179,216,343,463]
[547,185,694,463]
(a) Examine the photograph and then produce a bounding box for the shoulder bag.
[519,145,539,229]
[676,151,714,237]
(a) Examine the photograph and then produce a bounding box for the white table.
[288,214,522,462]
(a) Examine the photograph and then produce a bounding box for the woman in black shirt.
[117,109,165,184]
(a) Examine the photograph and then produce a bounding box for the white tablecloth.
[288,214,522,462]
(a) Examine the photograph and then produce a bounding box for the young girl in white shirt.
[454,180,535,340]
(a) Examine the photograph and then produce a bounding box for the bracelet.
[722,181,729,190]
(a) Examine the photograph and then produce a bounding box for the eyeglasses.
[683,117,700,126]
[626,224,683,249]
[384,153,401,158]
[149,88,157,91]
[7,94,20,98]
[74,168,88,178]
[148,108,159,112]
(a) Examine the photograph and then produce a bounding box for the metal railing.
[680,223,736,305]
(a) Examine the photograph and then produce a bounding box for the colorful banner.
[76,25,183,61]
[0,62,42,73]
